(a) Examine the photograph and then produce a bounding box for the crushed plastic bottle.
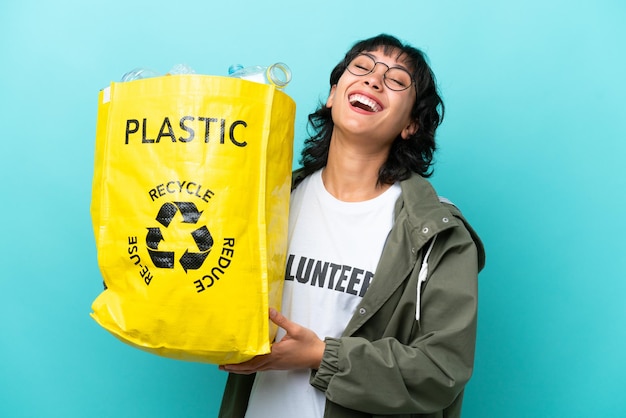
[168,63,196,75]
[120,68,160,82]
[120,64,196,82]
[228,62,292,89]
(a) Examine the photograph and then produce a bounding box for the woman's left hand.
[219,308,325,374]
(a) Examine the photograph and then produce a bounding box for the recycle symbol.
[146,201,214,272]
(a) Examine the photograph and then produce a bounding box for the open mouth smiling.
[349,93,382,113]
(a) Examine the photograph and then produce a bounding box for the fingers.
[218,310,291,375]
[269,308,294,333]
[219,354,271,374]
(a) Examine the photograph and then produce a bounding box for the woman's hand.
[219,308,325,374]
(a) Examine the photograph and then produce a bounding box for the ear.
[401,120,419,140]
[326,85,337,108]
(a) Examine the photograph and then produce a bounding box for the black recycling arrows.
[146,202,213,272]
[191,226,213,251]
[156,201,203,227]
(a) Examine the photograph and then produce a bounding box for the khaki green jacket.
[219,172,486,418]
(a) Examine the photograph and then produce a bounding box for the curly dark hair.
[300,34,444,183]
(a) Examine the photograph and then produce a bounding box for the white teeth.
[349,94,381,112]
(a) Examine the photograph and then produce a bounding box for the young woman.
[219,34,486,418]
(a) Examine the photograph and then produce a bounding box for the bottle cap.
[228,64,244,75]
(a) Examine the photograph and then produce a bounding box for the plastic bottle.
[120,68,160,82]
[167,63,196,76]
[228,62,292,89]
[120,64,196,82]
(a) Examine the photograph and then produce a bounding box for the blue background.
[1,0,625,417]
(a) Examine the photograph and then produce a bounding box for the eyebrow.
[362,51,411,72]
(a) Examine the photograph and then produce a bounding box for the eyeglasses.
[346,54,414,91]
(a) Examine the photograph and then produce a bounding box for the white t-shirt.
[245,169,401,418]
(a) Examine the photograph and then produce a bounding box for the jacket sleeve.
[309,226,480,415]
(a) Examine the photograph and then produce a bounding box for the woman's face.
[326,47,418,150]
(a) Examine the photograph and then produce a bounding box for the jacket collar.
[396,174,461,247]
[397,174,485,270]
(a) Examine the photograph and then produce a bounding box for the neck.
[322,138,391,202]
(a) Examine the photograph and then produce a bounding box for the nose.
[363,62,389,90]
